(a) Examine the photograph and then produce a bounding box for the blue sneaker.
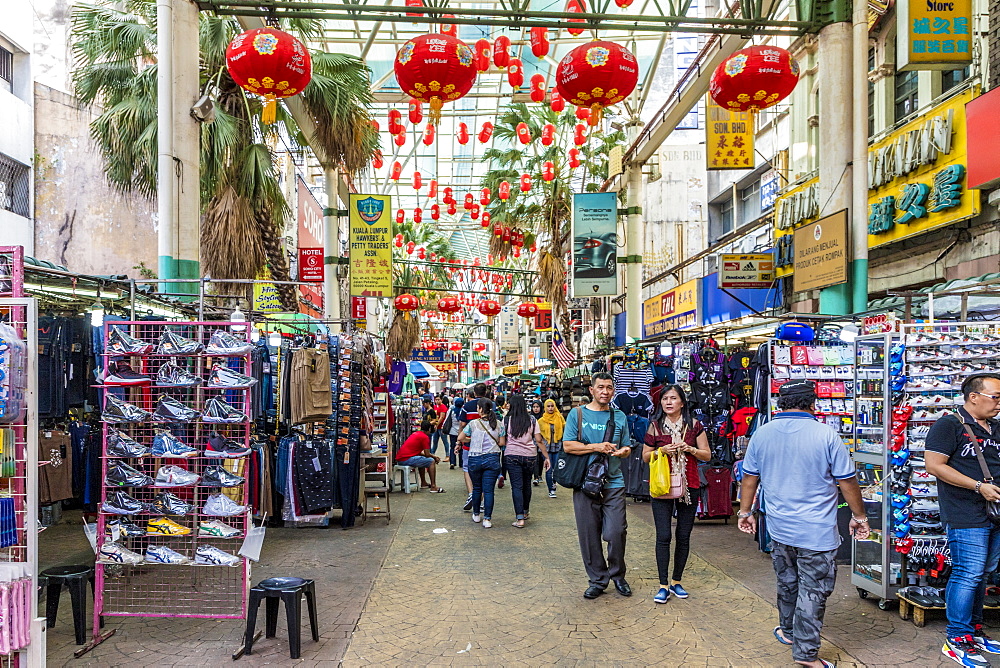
[653,587,670,604]
[974,627,1000,654]
[943,635,990,667]
[669,584,689,599]
[151,430,199,458]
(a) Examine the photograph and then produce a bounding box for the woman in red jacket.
[642,384,711,604]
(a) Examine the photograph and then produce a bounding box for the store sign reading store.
[897,0,973,71]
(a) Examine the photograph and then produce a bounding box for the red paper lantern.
[394,237,403,248]
[394,293,420,318]
[413,207,423,223]
[520,174,532,192]
[470,204,480,219]
[550,89,565,113]
[479,121,494,143]
[429,179,438,197]
[475,38,492,72]
[417,246,426,260]
[515,122,531,144]
[478,299,501,317]
[438,296,461,313]
[541,123,555,146]
[502,226,512,241]
[493,35,511,68]
[474,342,487,352]
[422,122,436,145]
[405,0,423,17]
[709,45,800,112]
[372,151,384,169]
[388,109,403,134]
[449,341,463,352]
[555,41,639,123]
[493,224,503,237]
[530,74,546,103]
[431,204,441,220]
[396,209,405,224]
[530,27,550,58]
[413,171,423,189]
[565,0,586,35]
[480,188,491,205]
[482,211,491,225]
[507,58,524,89]
[464,192,475,209]
[498,181,511,200]
[391,161,402,180]
[406,241,415,254]
[394,132,406,147]
[408,98,423,124]
[517,302,539,318]
[513,247,521,258]
[568,148,581,168]
[225,28,312,124]
[542,160,555,181]
[394,33,477,121]
[443,187,454,203]
[457,122,470,144]
[575,106,591,122]
[447,201,457,215]
[440,17,457,37]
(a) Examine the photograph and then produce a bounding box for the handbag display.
[962,422,1000,525]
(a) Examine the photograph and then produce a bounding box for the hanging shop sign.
[792,209,848,293]
[718,253,774,289]
[350,296,367,320]
[534,302,553,331]
[608,146,623,179]
[867,88,979,248]
[773,177,819,278]
[298,248,324,282]
[571,192,618,297]
[642,279,699,339]
[863,312,900,334]
[760,170,780,212]
[965,86,1000,190]
[296,177,325,315]
[502,365,521,376]
[253,271,283,313]
[349,194,393,297]
[897,0,972,71]
[706,101,754,170]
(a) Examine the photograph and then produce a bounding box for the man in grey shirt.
[738,380,870,668]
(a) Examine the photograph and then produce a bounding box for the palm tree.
[71,0,379,308]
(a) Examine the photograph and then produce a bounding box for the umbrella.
[451,382,467,391]
[408,361,441,379]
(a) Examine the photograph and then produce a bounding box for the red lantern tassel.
[589,104,602,127]
[262,94,277,125]
[429,96,444,123]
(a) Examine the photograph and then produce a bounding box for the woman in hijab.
[530,400,545,485]
[537,399,566,498]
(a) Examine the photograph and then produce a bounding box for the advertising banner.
[706,101,754,170]
[296,178,325,315]
[571,192,618,297]
[298,248,324,282]
[793,209,849,292]
[642,280,699,339]
[719,253,774,289]
[897,0,972,71]
[252,271,283,313]
[349,194,393,298]
[534,302,553,331]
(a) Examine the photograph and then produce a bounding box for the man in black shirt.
[926,373,1000,667]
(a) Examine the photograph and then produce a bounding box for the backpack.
[441,407,454,434]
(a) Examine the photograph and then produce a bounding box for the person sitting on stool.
[396,418,445,493]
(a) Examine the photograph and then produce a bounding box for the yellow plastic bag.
[649,449,672,498]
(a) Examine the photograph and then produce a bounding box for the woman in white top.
[456,398,505,528]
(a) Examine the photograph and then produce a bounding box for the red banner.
[298,247,324,282]
[351,296,367,320]
[297,178,325,315]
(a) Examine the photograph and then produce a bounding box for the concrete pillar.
[323,166,342,330]
[625,163,643,340]
[852,0,870,313]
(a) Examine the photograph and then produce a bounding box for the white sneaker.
[154,464,200,487]
[195,545,241,566]
[145,545,190,565]
[472,513,482,523]
[98,541,144,565]
[198,519,242,538]
[482,519,492,528]
[202,493,247,517]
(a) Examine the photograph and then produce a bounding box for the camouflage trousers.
[771,541,837,662]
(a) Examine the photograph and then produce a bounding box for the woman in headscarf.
[537,399,566,498]
[530,400,545,485]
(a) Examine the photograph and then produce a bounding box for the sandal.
[428,487,446,493]
[512,520,525,528]
[773,627,792,646]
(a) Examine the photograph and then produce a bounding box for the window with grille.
[0,46,11,94]
[894,70,919,122]
[0,154,30,218]
[942,66,971,93]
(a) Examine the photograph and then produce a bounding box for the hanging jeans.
[945,525,1000,638]
[468,453,501,520]
[650,495,699,584]
[505,455,535,520]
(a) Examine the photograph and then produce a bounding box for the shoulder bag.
[647,420,685,499]
[580,409,620,500]
[555,408,590,489]
[962,422,1000,525]
[441,407,454,434]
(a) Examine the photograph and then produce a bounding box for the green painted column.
[158,256,200,301]
[851,258,869,313]
[819,281,852,315]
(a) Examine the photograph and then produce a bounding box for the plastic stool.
[393,465,420,493]
[41,565,94,645]
[243,577,319,659]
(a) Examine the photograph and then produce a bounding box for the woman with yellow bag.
[642,385,712,604]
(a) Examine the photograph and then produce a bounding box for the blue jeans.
[448,434,458,466]
[468,452,501,520]
[545,449,560,493]
[505,455,535,520]
[945,524,1000,638]
[431,430,445,455]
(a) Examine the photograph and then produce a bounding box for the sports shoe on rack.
[198,519,241,538]
[144,545,190,565]
[912,484,939,497]
[905,379,953,392]
[195,545,241,567]
[101,491,146,515]
[102,361,152,386]
[205,433,251,459]
[156,362,202,387]
[151,395,201,423]
[200,465,245,488]
[912,499,940,511]
[102,395,150,424]
[943,634,991,667]
[156,330,204,355]
[106,429,149,458]
[105,518,145,538]
[149,492,193,516]
[151,430,200,458]
[206,364,257,389]
[146,517,192,536]
[906,332,944,346]
[153,465,200,487]
[202,493,247,517]
[105,462,154,488]
[106,327,154,356]
[201,397,247,424]
[98,541,145,565]
[205,330,253,356]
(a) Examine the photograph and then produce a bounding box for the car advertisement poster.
[571,192,618,297]
[349,194,393,298]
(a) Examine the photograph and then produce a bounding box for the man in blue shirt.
[738,380,869,668]
[563,372,632,599]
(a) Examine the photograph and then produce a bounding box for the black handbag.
[963,422,1000,525]
[582,455,610,500]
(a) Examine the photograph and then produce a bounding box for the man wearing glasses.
[927,373,1000,667]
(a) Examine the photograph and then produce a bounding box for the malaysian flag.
[551,328,575,369]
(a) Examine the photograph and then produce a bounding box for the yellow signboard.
[349,194,393,297]
[793,210,849,293]
[642,279,699,338]
[897,0,972,71]
[252,271,283,313]
[867,88,980,248]
[706,101,754,170]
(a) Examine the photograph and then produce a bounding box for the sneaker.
[195,545,241,567]
[205,330,252,356]
[106,327,153,355]
[102,394,150,424]
[146,517,191,536]
[105,519,144,538]
[669,584,689,599]
[974,626,1000,654]
[463,493,474,512]
[198,519,241,538]
[201,397,247,423]
[482,519,492,528]
[151,430,200,458]
[205,433,251,458]
[152,395,201,423]
[943,634,991,667]
[548,490,557,498]
[98,541,144,565]
[156,362,202,387]
[206,364,257,389]
[156,330,204,355]
[101,491,146,515]
[105,462,154,488]
[202,493,247,517]
[102,361,152,386]
[106,429,149,458]
[144,545,190,565]
[200,465,245,487]
[153,464,200,487]
[149,492,193,516]
[472,513,482,523]
[912,484,939,497]
[653,587,671,604]
[912,499,941,511]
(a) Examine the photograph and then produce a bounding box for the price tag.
[311,456,322,472]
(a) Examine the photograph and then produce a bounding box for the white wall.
[0,0,35,254]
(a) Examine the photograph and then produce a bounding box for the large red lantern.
[555,41,639,123]
[709,45,800,112]
[394,33,477,121]
[438,296,461,313]
[478,299,502,318]
[225,28,312,124]
[394,293,420,318]
[493,35,511,68]
[517,302,539,318]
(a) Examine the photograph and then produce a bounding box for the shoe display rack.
[95,321,253,630]
[764,339,855,434]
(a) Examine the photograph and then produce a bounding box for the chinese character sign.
[349,194,393,298]
[898,0,972,70]
[642,280,699,338]
[706,101,754,170]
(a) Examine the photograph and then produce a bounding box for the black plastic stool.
[243,577,319,659]
[41,565,94,645]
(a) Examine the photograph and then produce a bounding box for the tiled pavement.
[41,466,975,666]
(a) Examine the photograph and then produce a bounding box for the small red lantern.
[513,247,522,258]
[394,236,403,248]
[530,27,549,58]
[408,98,423,124]
[493,224,503,238]
[396,209,405,224]
[413,171,423,190]
[709,45,800,112]
[474,342,487,352]
[507,58,524,89]
[413,207,423,223]
[479,121,494,143]
[449,341,463,352]
[391,161,402,180]
[556,41,639,123]
[566,0,586,35]
[470,204,480,219]
[574,124,586,146]
[568,148,581,168]
[422,122,436,145]
[457,122,470,144]
[429,179,438,197]
[502,226,512,241]
[438,296,461,313]
[517,302,539,318]
[575,106,591,122]
[542,161,555,181]
[225,28,312,124]
[475,38,491,72]
[388,109,403,134]
[405,0,423,17]
[498,181,511,200]
[550,89,565,113]
[440,17,457,37]
[520,174,532,192]
[394,33,477,121]
[372,151,384,169]
[405,241,416,254]
[530,74,546,103]
[480,188,491,205]
[541,123,555,146]
[417,246,426,260]
[394,132,406,147]
[394,293,420,319]
[464,192,475,209]
[443,187,454,203]
[515,122,531,144]
[482,211,491,226]
[478,299,502,318]
[493,35,511,68]
[447,201,457,215]
[431,204,441,220]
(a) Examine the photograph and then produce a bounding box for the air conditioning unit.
[528,336,539,346]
